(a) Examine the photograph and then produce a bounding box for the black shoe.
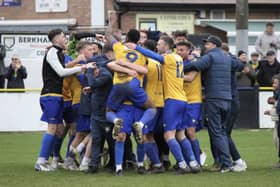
[163,160,171,171]
[174,166,191,175]
[150,166,165,174]
[86,165,99,174]
[116,169,123,176]
[173,163,179,171]
[137,166,146,174]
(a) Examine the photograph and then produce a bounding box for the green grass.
[0,129,279,187]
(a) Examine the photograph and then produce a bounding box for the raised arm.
[47,48,84,77]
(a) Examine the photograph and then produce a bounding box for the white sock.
[53,156,60,161]
[235,158,243,165]
[137,162,144,167]
[153,163,162,168]
[76,143,85,153]
[113,118,119,124]
[178,161,187,169]
[116,164,122,171]
[81,157,90,166]
[138,122,144,128]
[189,160,199,167]
[37,157,46,164]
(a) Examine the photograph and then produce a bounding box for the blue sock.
[66,135,75,158]
[137,143,145,163]
[179,138,196,163]
[144,142,161,165]
[39,133,55,160]
[167,139,184,163]
[115,141,125,165]
[140,108,157,124]
[106,111,117,123]
[52,136,63,158]
[191,139,201,165]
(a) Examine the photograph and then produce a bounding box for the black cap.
[266,50,275,56]
[203,35,222,47]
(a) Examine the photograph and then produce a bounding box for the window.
[210,9,225,19]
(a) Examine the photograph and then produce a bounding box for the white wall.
[0,92,46,131]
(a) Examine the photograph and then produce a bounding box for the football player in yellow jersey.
[176,41,204,168]
[126,36,200,173]
[105,29,158,175]
[141,40,166,173]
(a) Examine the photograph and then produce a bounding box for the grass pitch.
[0,129,279,187]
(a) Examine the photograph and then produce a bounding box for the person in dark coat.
[5,54,27,91]
[184,35,242,172]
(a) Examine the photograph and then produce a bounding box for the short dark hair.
[266,22,274,27]
[272,74,280,83]
[48,29,64,42]
[238,50,246,57]
[176,41,193,49]
[92,42,103,51]
[160,36,174,49]
[76,40,92,52]
[126,29,140,43]
[143,39,157,51]
[102,43,113,54]
[173,30,188,38]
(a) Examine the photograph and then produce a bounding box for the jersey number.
[126,52,138,63]
[176,61,184,78]
[155,64,162,81]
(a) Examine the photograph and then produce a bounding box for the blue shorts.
[116,104,136,135]
[107,78,147,111]
[163,99,187,132]
[184,103,203,131]
[72,104,91,132]
[63,101,75,124]
[40,96,63,124]
[143,108,163,135]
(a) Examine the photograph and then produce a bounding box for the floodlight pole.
[236,0,248,54]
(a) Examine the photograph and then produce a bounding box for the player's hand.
[125,42,137,50]
[128,69,138,78]
[86,62,97,69]
[83,86,92,95]
[95,34,105,42]
[116,59,125,66]
[76,54,86,62]
[80,64,87,72]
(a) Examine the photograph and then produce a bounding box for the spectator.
[248,52,261,72]
[255,22,280,59]
[0,43,6,88]
[5,54,27,90]
[257,50,280,87]
[138,30,148,46]
[236,50,257,87]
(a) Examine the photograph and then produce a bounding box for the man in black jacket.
[257,50,280,87]
[85,47,115,173]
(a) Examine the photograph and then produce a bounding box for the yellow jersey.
[184,71,202,103]
[145,59,164,108]
[70,73,82,105]
[113,42,147,86]
[162,53,186,102]
[62,76,73,102]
